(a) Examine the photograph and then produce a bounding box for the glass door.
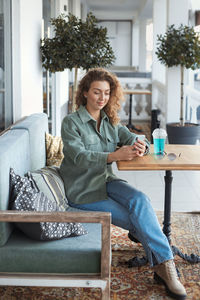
[0,0,12,132]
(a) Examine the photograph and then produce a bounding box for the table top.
[117,144,200,171]
[123,89,152,95]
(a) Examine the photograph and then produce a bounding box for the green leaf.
[156,24,200,69]
[40,12,116,72]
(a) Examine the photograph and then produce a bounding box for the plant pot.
[166,123,200,144]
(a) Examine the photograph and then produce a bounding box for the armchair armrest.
[0,210,110,223]
[0,210,111,278]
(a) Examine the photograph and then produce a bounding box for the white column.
[53,0,70,136]
[166,0,189,123]
[151,0,167,125]
[53,0,81,135]
[132,20,139,69]
[72,0,81,18]
[16,0,43,119]
[81,2,88,20]
[152,0,167,86]
[138,18,147,72]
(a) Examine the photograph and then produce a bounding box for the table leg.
[126,94,142,133]
[163,170,173,243]
[163,170,200,264]
[127,94,132,129]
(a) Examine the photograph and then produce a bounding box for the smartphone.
[136,135,146,141]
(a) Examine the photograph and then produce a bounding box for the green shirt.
[60,105,150,204]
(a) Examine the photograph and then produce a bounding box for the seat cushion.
[0,223,101,274]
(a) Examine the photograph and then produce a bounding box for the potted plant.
[40,13,115,112]
[156,24,200,144]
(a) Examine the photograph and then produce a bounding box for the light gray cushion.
[11,113,48,171]
[0,129,31,246]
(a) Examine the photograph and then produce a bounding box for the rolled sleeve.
[118,124,137,145]
[117,123,150,155]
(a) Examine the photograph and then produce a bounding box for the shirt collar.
[77,105,109,123]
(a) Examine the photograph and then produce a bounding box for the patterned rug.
[0,212,199,300]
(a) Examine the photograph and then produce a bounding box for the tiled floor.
[112,163,200,212]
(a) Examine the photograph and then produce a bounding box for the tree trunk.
[72,67,78,112]
[180,65,184,126]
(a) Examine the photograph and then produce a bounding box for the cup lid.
[152,128,167,138]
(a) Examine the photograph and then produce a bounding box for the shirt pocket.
[106,136,119,152]
[82,135,101,151]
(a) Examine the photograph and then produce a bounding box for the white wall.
[18,0,43,118]
[152,0,190,125]
[152,0,166,85]
[151,0,167,123]
[166,0,189,123]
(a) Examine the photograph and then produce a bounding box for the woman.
[60,68,186,300]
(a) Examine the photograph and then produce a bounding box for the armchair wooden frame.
[0,210,111,300]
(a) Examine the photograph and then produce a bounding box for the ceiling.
[82,0,200,22]
[83,0,153,20]
[86,0,142,11]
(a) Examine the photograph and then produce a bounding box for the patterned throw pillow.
[29,166,68,211]
[10,168,87,241]
[45,133,64,166]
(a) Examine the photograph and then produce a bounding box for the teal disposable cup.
[152,128,167,154]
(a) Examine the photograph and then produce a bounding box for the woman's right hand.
[107,145,140,163]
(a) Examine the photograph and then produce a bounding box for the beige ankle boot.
[154,260,187,299]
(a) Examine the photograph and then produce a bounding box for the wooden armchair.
[0,210,111,300]
[0,113,111,299]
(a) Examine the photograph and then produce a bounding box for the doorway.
[98,20,132,66]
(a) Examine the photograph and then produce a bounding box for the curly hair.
[75,68,124,125]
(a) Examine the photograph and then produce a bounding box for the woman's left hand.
[133,140,146,157]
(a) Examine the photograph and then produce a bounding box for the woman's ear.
[83,92,88,99]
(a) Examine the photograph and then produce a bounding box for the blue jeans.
[69,180,173,267]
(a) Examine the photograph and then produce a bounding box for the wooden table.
[117,144,200,264]
[123,89,152,132]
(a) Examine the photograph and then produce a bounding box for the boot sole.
[154,272,187,300]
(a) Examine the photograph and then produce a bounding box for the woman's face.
[84,80,110,113]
